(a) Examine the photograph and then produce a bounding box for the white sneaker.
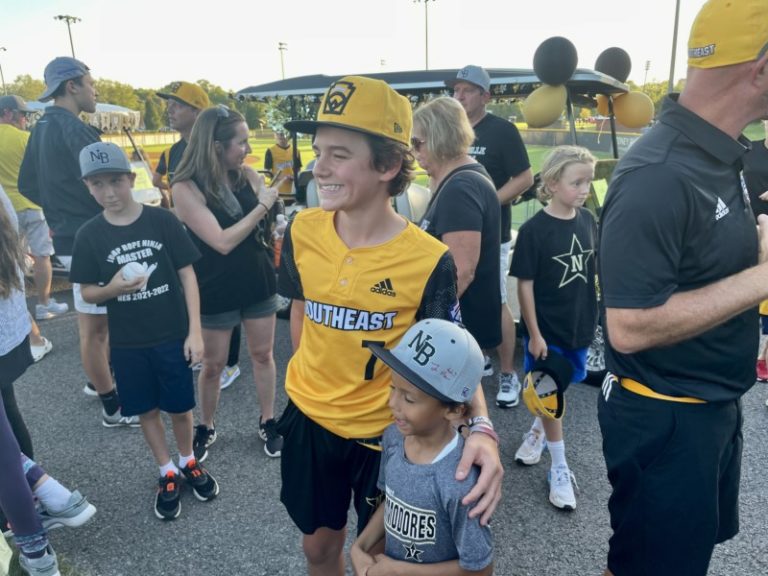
[483,355,493,377]
[496,373,521,408]
[35,298,69,320]
[515,430,546,466]
[102,408,140,428]
[30,337,53,363]
[219,365,241,390]
[548,465,578,510]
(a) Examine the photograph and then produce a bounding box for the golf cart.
[237,67,630,382]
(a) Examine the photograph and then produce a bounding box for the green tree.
[95,79,140,109]
[8,75,45,101]
[143,97,164,130]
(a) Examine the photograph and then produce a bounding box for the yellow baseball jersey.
[279,208,460,441]
[760,299,768,316]
[264,144,300,195]
[0,124,37,212]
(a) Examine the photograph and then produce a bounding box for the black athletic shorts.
[278,400,383,536]
[598,378,742,576]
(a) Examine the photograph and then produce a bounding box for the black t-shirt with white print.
[70,206,200,348]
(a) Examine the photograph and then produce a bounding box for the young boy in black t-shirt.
[70,142,219,520]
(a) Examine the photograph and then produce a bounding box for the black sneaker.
[154,472,181,520]
[258,417,283,458]
[193,424,216,462]
[180,459,219,502]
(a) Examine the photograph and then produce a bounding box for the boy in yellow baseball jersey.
[277,76,502,576]
[264,130,301,198]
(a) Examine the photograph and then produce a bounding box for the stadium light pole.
[643,60,651,90]
[414,0,436,70]
[54,15,81,58]
[667,0,680,93]
[0,47,6,95]
[278,42,287,80]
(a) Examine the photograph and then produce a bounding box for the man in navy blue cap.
[19,56,139,428]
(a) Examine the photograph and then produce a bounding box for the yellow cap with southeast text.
[688,0,768,69]
[285,76,411,146]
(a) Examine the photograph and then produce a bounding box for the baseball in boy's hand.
[121,261,146,281]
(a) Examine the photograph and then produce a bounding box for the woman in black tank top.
[172,105,286,459]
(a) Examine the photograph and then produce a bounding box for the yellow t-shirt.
[265,144,300,196]
[0,124,37,212]
[282,208,458,440]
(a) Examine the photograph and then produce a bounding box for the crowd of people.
[2,1,768,575]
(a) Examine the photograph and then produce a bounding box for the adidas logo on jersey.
[715,196,730,221]
[371,278,396,297]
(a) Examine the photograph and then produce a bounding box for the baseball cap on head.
[284,76,412,146]
[446,65,491,92]
[0,95,32,113]
[688,0,768,69]
[156,81,211,110]
[522,350,573,421]
[79,142,132,179]
[368,319,484,404]
[39,57,90,102]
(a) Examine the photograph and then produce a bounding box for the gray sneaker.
[35,299,69,321]
[40,491,97,531]
[18,545,61,576]
[102,408,140,428]
[496,372,521,408]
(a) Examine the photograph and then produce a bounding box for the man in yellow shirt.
[0,95,68,322]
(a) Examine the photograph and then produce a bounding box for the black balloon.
[533,36,578,85]
[595,47,632,82]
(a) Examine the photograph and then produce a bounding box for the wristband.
[258,202,270,213]
[469,424,500,445]
[467,415,494,429]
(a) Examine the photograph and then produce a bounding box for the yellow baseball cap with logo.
[688,0,768,69]
[157,81,211,110]
[285,76,411,146]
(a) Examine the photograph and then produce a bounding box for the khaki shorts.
[17,209,54,257]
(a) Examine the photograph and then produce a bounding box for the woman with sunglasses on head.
[173,106,285,460]
[413,97,502,360]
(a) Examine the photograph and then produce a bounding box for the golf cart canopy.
[237,67,628,101]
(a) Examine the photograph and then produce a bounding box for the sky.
[1,0,704,95]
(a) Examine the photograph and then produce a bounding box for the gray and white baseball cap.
[79,142,132,179]
[369,319,484,403]
[39,56,90,102]
[446,65,491,92]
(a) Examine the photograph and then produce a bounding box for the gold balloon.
[596,94,611,116]
[613,91,654,128]
[523,85,567,128]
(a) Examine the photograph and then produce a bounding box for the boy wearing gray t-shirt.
[352,319,494,575]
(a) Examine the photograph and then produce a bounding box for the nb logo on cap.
[169,81,182,93]
[407,330,436,366]
[89,150,111,164]
[323,81,356,116]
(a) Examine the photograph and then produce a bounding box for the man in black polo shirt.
[598,2,768,575]
[449,65,534,409]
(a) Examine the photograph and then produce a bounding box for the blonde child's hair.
[537,145,597,203]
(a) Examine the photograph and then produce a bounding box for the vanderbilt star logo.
[552,235,594,288]
[403,542,424,562]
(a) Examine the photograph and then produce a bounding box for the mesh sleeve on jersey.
[276,221,304,300]
[417,251,461,322]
